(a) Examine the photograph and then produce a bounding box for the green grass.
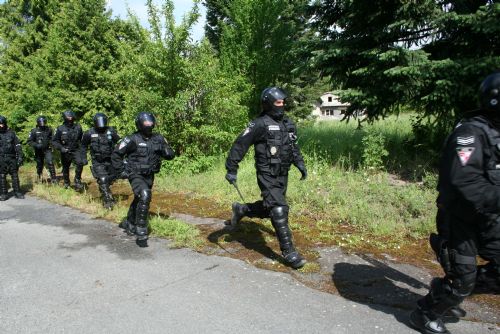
[149,216,203,248]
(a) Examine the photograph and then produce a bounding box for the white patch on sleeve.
[118,137,130,150]
[242,127,251,136]
[456,147,475,166]
[457,136,475,145]
[268,125,280,131]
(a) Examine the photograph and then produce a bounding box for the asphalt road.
[0,196,498,334]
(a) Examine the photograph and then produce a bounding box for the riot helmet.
[62,110,76,125]
[135,112,156,137]
[93,113,108,131]
[261,87,288,120]
[0,115,7,133]
[480,72,500,113]
[36,116,47,128]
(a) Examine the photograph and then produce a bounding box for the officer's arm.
[159,136,175,160]
[27,129,36,147]
[112,128,121,144]
[52,128,63,150]
[448,126,500,214]
[111,137,135,173]
[14,134,23,162]
[287,119,306,167]
[225,121,263,174]
[81,131,90,151]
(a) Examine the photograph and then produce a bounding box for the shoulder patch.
[268,125,280,131]
[248,121,255,128]
[457,136,475,145]
[456,147,475,166]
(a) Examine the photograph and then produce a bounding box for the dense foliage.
[309,0,500,123]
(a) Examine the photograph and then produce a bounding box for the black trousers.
[34,149,54,175]
[61,151,84,181]
[126,174,154,224]
[246,172,289,219]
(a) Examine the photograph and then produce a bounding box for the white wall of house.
[311,92,351,121]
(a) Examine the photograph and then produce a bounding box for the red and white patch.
[456,147,475,166]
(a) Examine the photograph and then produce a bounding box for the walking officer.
[410,72,500,334]
[27,116,57,183]
[225,87,308,269]
[52,110,87,189]
[81,113,120,209]
[112,112,174,246]
[0,115,24,200]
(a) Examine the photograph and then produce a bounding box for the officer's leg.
[45,150,57,184]
[73,153,84,190]
[93,163,114,209]
[475,222,500,294]
[10,168,24,199]
[35,150,44,180]
[0,173,8,201]
[120,196,138,235]
[61,153,71,188]
[410,227,477,333]
[263,174,305,269]
[135,177,152,243]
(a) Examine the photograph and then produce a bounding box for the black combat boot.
[225,202,248,228]
[119,218,136,236]
[270,206,306,269]
[474,263,500,295]
[409,307,449,334]
[0,174,8,201]
[11,172,24,199]
[48,163,57,185]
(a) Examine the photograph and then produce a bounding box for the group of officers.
[1,73,500,333]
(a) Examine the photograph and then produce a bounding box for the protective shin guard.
[270,206,306,269]
[98,180,114,209]
[63,171,70,188]
[11,172,24,199]
[48,164,57,184]
[74,165,84,190]
[135,189,151,241]
[0,174,8,201]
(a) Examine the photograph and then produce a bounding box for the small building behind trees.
[311,92,364,121]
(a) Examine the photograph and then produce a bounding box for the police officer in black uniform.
[112,112,174,245]
[410,72,500,334]
[0,115,24,200]
[81,113,120,209]
[52,110,87,189]
[225,87,308,269]
[27,116,57,184]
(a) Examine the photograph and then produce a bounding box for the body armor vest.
[89,128,115,162]
[58,124,81,151]
[32,128,51,149]
[126,134,164,175]
[255,116,295,176]
[0,131,17,158]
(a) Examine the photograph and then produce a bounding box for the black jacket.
[438,114,500,222]
[226,114,305,176]
[112,132,174,176]
[27,126,53,151]
[52,123,83,152]
[81,127,120,163]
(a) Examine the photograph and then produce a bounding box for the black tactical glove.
[296,163,307,180]
[225,173,237,185]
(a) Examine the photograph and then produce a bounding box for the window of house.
[328,96,332,102]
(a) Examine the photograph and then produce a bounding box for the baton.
[232,181,245,203]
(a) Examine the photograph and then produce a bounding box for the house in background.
[311,92,363,121]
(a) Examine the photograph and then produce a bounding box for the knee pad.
[139,189,152,204]
[270,206,288,220]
